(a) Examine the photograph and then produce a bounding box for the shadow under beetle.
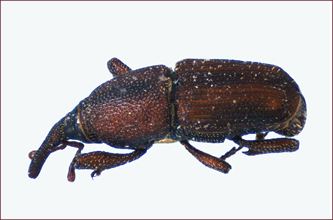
[28,58,306,181]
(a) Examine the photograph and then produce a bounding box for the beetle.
[28,58,306,182]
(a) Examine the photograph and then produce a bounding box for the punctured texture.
[172,59,303,142]
[78,65,173,149]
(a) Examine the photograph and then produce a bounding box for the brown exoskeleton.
[28,58,306,181]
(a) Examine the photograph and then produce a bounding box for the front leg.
[107,58,132,77]
[68,141,153,182]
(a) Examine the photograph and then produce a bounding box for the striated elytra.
[28,58,306,181]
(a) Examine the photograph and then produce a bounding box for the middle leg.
[181,140,243,174]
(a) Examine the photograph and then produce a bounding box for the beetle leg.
[28,140,84,174]
[220,145,244,160]
[181,140,232,173]
[50,140,84,152]
[48,140,85,182]
[107,58,132,77]
[231,136,299,156]
[255,131,269,141]
[67,141,154,182]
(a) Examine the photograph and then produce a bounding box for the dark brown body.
[78,65,172,148]
[171,59,305,141]
[28,58,306,181]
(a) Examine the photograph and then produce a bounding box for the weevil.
[28,58,306,181]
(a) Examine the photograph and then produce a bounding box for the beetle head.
[28,105,89,179]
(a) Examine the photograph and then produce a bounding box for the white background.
[2,1,332,219]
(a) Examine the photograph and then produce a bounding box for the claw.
[91,170,102,179]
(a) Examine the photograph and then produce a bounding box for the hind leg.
[230,134,299,156]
